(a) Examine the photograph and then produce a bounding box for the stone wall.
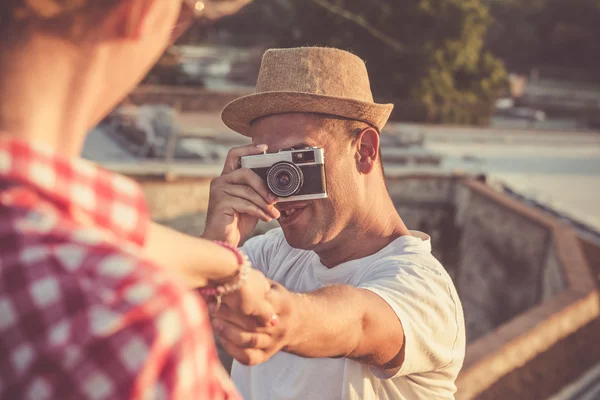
[579,236,600,286]
[475,317,600,400]
[541,245,567,302]
[137,177,211,237]
[386,176,564,343]
[454,185,598,400]
[455,189,553,341]
[139,177,212,221]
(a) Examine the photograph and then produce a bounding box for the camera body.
[241,147,327,203]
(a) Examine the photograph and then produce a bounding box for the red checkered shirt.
[0,138,239,399]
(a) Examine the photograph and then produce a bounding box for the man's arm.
[213,282,405,371]
[213,259,463,375]
[284,284,406,369]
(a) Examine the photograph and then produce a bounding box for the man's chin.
[280,226,317,250]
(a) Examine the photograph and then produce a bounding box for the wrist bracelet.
[197,241,251,310]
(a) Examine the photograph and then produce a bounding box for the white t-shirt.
[235,228,465,400]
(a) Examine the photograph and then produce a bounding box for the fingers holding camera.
[205,144,280,244]
[222,169,280,218]
[222,143,269,175]
[228,196,275,223]
[209,170,279,218]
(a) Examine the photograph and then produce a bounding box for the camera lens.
[266,162,303,197]
[277,172,291,187]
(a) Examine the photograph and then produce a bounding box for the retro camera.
[241,147,327,203]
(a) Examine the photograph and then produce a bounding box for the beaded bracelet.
[197,241,251,310]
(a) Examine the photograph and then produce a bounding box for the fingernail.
[213,321,223,333]
[270,314,279,327]
[256,144,268,152]
[268,194,278,203]
[272,209,281,219]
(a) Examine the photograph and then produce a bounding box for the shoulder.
[358,251,465,378]
[362,249,462,325]
[360,243,449,284]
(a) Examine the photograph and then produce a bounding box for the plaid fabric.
[0,138,239,399]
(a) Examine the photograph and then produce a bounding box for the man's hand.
[211,281,295,366]
[203,144,280,246]
[211,282,406,371]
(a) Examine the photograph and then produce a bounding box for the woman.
[0,1,269,398]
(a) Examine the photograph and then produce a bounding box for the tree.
[216,0,508,125]
[536,0,600,72]
[485,0,600,80]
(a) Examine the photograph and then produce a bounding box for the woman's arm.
[145,222,240,288]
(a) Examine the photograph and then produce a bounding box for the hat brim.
[221,91,394,136]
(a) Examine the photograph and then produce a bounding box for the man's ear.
[354,127,380,174]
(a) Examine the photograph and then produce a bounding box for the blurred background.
[82,1,600,399]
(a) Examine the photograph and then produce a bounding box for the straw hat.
[221,47,394,136]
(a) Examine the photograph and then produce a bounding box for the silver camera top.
[240,147,325,170]
[278,146,319,152]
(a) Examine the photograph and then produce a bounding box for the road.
[401,123,600,233]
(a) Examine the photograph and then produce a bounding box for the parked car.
[494,106,546,122]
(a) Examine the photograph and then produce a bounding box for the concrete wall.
[541,245,567,302]
[386,176,564,343]
[139,178,212,221]
[454,185,598,400]
[456,188,553,341]
[579,236,600,286]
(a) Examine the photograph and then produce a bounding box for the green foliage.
[486,0,600,76]
[217,0,508,125]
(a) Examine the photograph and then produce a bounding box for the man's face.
[249,113,361,251]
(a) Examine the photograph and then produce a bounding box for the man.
[0,1,270,398]
[204,47,466,399]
